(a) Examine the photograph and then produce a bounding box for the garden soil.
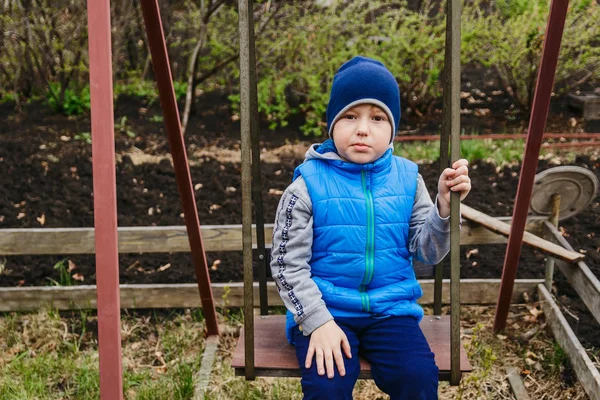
[1,85,599,352]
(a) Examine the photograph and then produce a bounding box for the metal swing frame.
[82,0,570,396]
[236,0,465,386]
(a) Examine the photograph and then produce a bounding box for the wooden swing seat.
[232,314,472,381]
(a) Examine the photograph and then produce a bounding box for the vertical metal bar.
[139,0,219,336]
[494,0,570,333]
[435,79,450,316]
[433,260,444,315]
[435,0,457,316]
[435,44,452,316]
[245,6,267,316]
[545,194,561,291]
[259,247,270,315]
[86,1,123,398]
[238,0,255,380]
[444,0,462,386]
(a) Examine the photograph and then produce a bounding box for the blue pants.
[293,316,438,400]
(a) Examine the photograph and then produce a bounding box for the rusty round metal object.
[530,166,599,221]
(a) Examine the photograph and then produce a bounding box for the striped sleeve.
[408,174,451,264]
[270,177,333,335]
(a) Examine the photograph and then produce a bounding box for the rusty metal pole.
[238,0,256,380]
[86,0,123,398]
[442,0,462,386]
[139,0,219,336]
[494,0,570,333]
[247,9,267,316]
[435,4,454,316]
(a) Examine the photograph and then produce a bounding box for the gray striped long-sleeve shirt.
[270,146,451,336]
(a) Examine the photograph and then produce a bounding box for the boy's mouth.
[351,143,370,151]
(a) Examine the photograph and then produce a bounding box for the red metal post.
[139,0,219,336]
[494,0,570,332]
[86,0,124,398]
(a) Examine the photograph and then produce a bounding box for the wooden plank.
[461,204,584,262]
[0,225,274,255]
[506,367,531,400]
[231,315,472,380]
[0,283,273,311]
[193,335,220,400]
[0,218,544,256]
[418,279,542,305]
[538,284,600,400]
[460,216,544,245]
[542,221,600,325]
[0,279,542,312]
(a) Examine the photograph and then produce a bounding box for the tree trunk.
[181,22,208,136]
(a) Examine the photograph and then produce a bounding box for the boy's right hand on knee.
[305,320,352,379]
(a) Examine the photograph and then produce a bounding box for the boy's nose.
[356,118,369,135]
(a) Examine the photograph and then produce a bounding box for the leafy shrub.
[46,83,90,116]
[2,0,599,130]
[0,91,17,104]
[228,0,450,135]
[1,0,89,104]
[114,79,159,103]
[467,0,600,110]
[247,0,599,133]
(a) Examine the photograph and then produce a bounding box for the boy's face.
[332,104,393,164]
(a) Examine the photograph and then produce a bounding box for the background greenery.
[1,0,598,134]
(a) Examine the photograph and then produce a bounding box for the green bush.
[467,0,600,110]
[228,0,450,135]
[114,79,160,103]
[2,0,599,131]
[246,0,599,133]
[0,0,89,105]
[0,91,17,104]
[46,83,90,116]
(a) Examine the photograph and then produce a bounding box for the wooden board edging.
[538,284,600,400]
[461,205,583,262]
[0,279,542,312]
[193,335,220,400]
[506,367,532,400]
[0,217,545,255]
[0,225,274,255]
[542,221,600,326]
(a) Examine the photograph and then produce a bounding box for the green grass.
[1,306,588,399]
[393,138,553,166]
[1,353,200,399]
[0,309,206,400]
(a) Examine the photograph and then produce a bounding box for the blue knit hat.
[326,56,400,143]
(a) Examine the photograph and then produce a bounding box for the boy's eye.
[343,114,357,119]
[372,115,386,121]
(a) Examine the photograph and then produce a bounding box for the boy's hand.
[305,320,352,379]
[437,159,471,218]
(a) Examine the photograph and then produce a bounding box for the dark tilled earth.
[1,90,599,350]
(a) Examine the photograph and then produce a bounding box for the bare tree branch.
[181,0,276,135]
[7,30,60,105]
[569,71,593,88]
[181,0,213,136]
[192,1,281,92]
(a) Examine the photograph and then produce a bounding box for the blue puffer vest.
[287,148,424,341]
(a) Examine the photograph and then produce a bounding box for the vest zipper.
[360,169,375,313]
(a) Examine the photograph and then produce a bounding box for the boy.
[270,56,471,400]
